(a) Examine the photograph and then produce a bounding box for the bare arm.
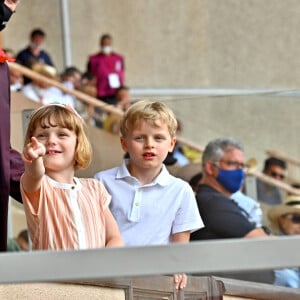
[22,136,46,193]
[104,208,124,247]
[171,231,191,290]
[244,227,269,238]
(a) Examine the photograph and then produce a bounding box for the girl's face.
[120,119,176,175]
[33,116,77,174]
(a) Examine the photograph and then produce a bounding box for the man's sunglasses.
[285,214,300,224]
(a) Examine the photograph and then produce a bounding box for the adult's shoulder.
[196,184,230,210]
[196,184,225,199]
[112,52,124,60]
[16,47,29,58]
[89,52,102,60]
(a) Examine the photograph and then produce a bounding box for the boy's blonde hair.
[24,104,92,170]
[120,100,178,137]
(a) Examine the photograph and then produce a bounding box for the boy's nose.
[145,137,154,148]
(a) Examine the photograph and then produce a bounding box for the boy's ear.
[169,136,176,152]
[120,137,128,153]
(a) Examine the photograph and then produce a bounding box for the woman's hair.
[120,100,178,138]
[24,104,92,170]
[202,137,244,167]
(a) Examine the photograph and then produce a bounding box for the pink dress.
[21,175,111,250]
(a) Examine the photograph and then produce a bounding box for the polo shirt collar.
[116,159,172,186]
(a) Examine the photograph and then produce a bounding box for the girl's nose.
[47,134,57,144]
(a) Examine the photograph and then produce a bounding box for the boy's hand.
[174,273,187,290]
[22,137,46,163]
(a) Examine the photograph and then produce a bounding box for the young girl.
[21,104,123,250]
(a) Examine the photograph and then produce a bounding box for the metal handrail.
[1,236,300,284]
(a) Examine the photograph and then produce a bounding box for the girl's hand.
[22,137,46,163]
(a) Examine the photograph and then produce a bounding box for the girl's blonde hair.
[120,100,178,137]
[24,104,92,170]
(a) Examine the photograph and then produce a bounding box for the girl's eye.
[59,132,68,137]
[36,133,46,139]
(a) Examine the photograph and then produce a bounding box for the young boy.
[94,100,203,289]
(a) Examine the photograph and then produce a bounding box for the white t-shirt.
[94,160,203,246]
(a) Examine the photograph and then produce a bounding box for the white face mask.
[30,42,42,51]
[101,46,112,55]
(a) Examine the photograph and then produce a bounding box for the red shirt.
[88,52,125,98]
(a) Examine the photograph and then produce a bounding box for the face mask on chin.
[216,168,245,194]
[101,46,112,55]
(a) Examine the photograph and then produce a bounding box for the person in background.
[16,28,55,84]
[21,63,62,104]
[268,194,300,288]
[79,71,97,125]
[0,0,24,252]
[190,137,276,284]
[172,120,190,167]
[190,137,268,241]
[95,100,203,290]
[102,86,132,134]
[256,157,287,206]
[7,229,29,251]
[16,28,54,68]
[21,104,123,250]
[87,33,125,105]
[9,65,24,92]
[58,66,82,109]
[2,48,24,91]
[231,190,263,228]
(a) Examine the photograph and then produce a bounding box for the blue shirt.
[16,47,54,68]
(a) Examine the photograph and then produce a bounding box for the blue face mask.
[216,168,245,193]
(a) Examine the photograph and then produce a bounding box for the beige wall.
[3,1,300,88]
[5,1,300,171]
[142,94,300,171]
[0,283,124,300]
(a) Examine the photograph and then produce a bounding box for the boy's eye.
[155,136,164,141]
[135,136,144,141]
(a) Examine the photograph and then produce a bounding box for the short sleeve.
[198,191,255,238]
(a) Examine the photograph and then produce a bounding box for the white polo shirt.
[94,160,203,246]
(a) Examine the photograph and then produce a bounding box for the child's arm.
[104,208,124,247]
[22,136,46,193]
[171,231,191,290]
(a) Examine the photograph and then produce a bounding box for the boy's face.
[120,120,176,173]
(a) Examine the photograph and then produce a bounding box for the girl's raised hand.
[22,136,46,163]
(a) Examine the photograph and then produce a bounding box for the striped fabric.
[21,175,111,250]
